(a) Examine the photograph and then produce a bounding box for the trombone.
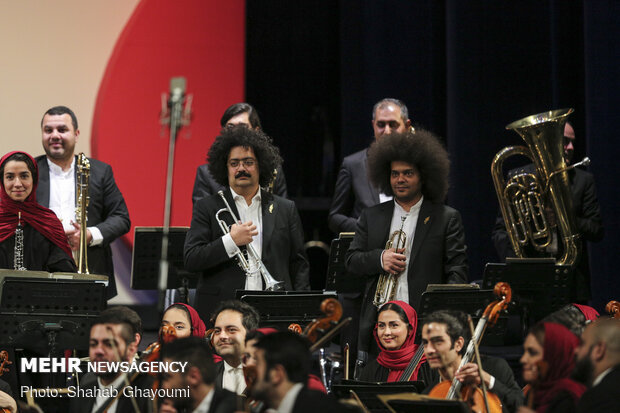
[216,190,284,291]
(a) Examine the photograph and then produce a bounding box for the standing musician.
[192,102,288,204]
[184,127,310,321]
[37,106,130,298]
[421,311,523,413]
[0,151,75,271]
[345,130,468,362]
[69,306,154,413]
[358,301,436,384]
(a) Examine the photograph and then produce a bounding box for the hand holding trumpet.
[230,221,258,246]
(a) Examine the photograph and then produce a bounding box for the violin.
[605,300,620,319]
[428,282,512,413]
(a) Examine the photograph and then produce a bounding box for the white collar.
[230,187,261,204]
[394,195,424,215]
[46,156,75,176]
[223,360,243,373]
[277,383,304,413]
[592,366,615,387]
[192,388,214,413]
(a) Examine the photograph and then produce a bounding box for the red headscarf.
[374,300,425,382]
[166,302,206,338]
[533,322,586,412]
[0,151,73,258]
[572,304,599,322]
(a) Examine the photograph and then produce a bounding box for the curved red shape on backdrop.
[91,0,245,246]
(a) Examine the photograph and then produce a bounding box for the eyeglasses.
[228,158,256,168]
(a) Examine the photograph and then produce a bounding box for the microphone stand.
[158,77,189,317]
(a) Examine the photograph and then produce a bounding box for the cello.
[428,282,512,413]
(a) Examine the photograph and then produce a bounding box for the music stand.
[325,232,365,293]
[483,260,575,325]
[331,382,424,413]
[236,290,338,329]
[131,226,199,302]
[378,393,469,413]
[418,286,508,346]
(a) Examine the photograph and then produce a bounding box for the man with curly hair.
[191,102,288,204]
[184,126,310,321]
[345,129,468,361]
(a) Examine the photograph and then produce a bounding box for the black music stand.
[483,259,575,325]
[325,232,365,293]
[331,382,424,413]
[418,286,508,346]
[236,290,338,329]
[380,395,470,413]
[131,226,199,303]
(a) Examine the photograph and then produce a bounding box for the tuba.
[491,108,586,265]
[76,153,90,274]
[373,216,407,308]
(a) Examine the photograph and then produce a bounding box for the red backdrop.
[91,0,245,246]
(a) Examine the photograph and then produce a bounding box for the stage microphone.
[169,76,186,105]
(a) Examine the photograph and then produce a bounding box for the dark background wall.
[245,0,619,311]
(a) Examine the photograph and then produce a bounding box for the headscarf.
[572,303,599,322]
[165,302,206,338]
[374,300,425,382]
[0,151,72,258]
[533,322,586,412]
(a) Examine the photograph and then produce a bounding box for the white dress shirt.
[192,388,214,413]
[222,188,263,290]
[91,373,127,413]
[277,382,304,413]
[221,361,246,395]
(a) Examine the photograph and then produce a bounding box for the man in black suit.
[491,122,603,299]
[37,106,130,298]
[69,306,154,413]
[573,318,620,413]
[210,300,260,395]
[328,98,411,233]
[192,102,287,204]
[252,331,343,412]
[184,126,310,322]
[160,336,239,413]
[421,310,524,412]
[346,130,468,360]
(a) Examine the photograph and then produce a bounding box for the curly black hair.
[367,129,450,203]
[207,126,282,188]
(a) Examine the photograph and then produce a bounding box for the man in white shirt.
[37,106,130,298]
[210,300,259,395]
[160,337,238,413]
[184,126,310,321]
[574,317,620,412]
[251,331,341,413]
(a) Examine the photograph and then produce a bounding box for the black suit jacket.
[346,199,468,352]
[290,387,344,413]
[35,155,131,297]
[184,188,310,321]
[328,149,380,234]
[491,166,603,298]
[577,366,620,413]
[208,388,239,413]
[192,164,288,204]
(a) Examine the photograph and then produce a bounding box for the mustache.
[235,171,252,179]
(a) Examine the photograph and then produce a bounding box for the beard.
[572,353,594,386]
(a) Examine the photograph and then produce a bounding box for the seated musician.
[0,151,75,272]
[421,310,523,413]
[244,328,326,393]
[519,322,585,413]
[160,337,239,413]
[542,303,599,337]
[160,302,207,340]
[69,306,154,413]
[359,301,436,385]
[184,125,310,322]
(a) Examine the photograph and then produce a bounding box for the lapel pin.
[269,204,274,214]
[424,216,430,224]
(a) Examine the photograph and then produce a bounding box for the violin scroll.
[605,300,620,319]
[303,298,342,344]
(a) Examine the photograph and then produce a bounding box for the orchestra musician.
[69,306,154,413]
[572,318,620,413]
[358,301,436,384]
[37,106,130,298]
[160,303,207,340]
[519,322,585,413]
[192,102,288,204]
[421,310,524,413]
[160,337,239,413]
[184,126,310,321]
[345,130,468,364]
[0,151,75,272]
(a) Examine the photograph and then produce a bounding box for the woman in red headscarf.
[359,301,435,384]
[0,151,75,272]
[160,302,207,340]
[519,322,586,413]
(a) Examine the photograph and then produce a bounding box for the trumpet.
[216,190,284,291]
[373,215,407,308]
